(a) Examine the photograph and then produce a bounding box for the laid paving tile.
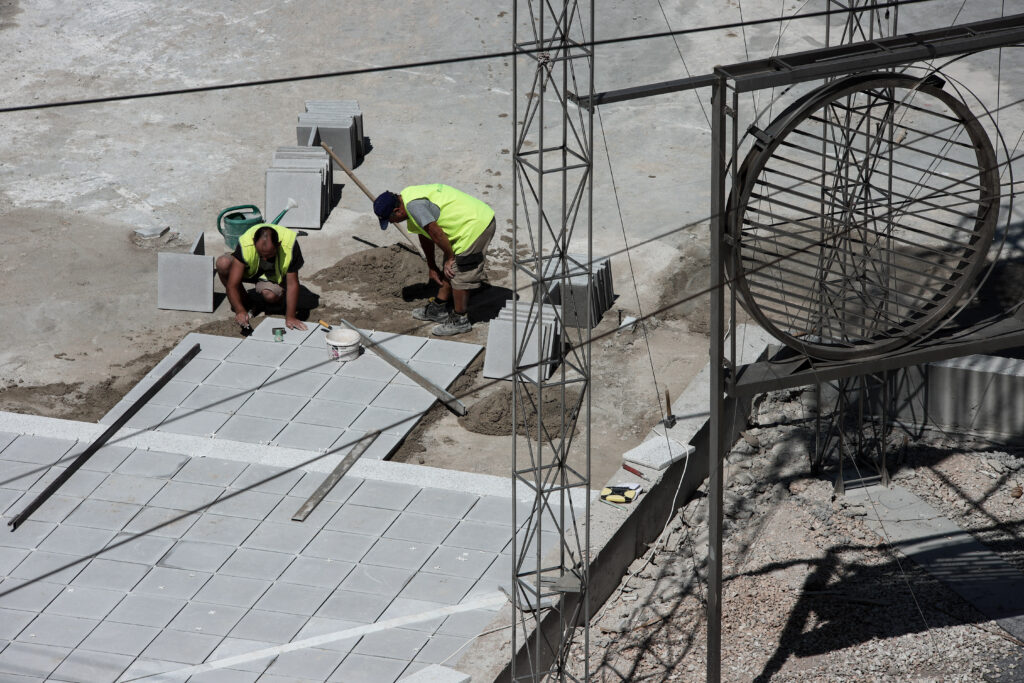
[77,619,161,657]
[0,641,71,679]
[101,532,177,566]
[377,597,448,633]
[354,625,429,660]
[249,317,317,345]
[0,607,33,641]
[210,489,281,520]
[336,353,400,382]
[179,384,254,414]
[278,557,353,589]
[228,609,307,642]
[119,656,193,681]
[0,431,18,455]
[265,495,340,527]
[421,547,498,580]
[67,444,134,473]
[192,575,271,609]
[243,522,320,556]
[142,628,222,664]
[412,338,481,366]
[282,345,341,374]
[0,436,75,466]
[106,593,184,628]
[174,457,248,487]
[407,489,479,520]
[355,431,404,461]
[414,633,473,665]
[293,616,363,654]
[384,514,458,545]
[370,383,436,412]
[348,480,421,511]
[289,472,363,502]
[254,582,332,615]
[17,613,97,648]
[189,667,260,683]
[302,530,376,562]
[368,332,428,360]
[182,514,258,546]
[0,519,56,550]
[316,589,391,623]
[115,450,189,479]
[0,487,27,516]
[339,564,414,598]
[229,464,304,495]
[133,567,212,600]
[328,653,407,683]
[148,380,199,407]
[0,580,64,613]
[262,367,331,397]
[168,333,242,361]
[9,551,85,585]
[399,573,475,604]
[326,504,398,536]
[159,540,234,573]
[123,507,199,539]
[265,646,347,680]
[273,423,345,451]
[226,340,297,368]
[49,649,134,682]
[63,499,141,531]
[71,558,149,592]
[394,360,464,389]
[37,524,115,557]
[45,585,124,620]
[123,404,175,431]
[292,398,364,429]
[464,495,531,526]
[166,601,246,637]
[203,362,275,391]
[0,547,30,576]
[0,462,46,492]
[437,608,501,637]
[149,356,220,384]
[219,548,295,581]
[89,473,165,506]
[349,405,419,436]
[147,481,224,511]
[316,376,387,404]
[206,637,277,674]
[361,538,436,571]
[158,407,230,437]
[34,468,107,500]
[234,392,309,422]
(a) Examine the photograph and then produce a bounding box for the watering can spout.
[271,197,299,225]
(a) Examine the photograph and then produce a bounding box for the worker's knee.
[215,254,234,275]
[260,288,281,303]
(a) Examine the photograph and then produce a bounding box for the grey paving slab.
[0,487,25,515]
[385,514,458,545]
[371,383,436,413]
[174,458,248,487]
[159,540,234,573]
[142,628,222,665]
[250,317,317,345]
[192,575,271,609]
[0,580,64,613]
[133,567,212,600]
[49,649,134,683]
[339,564,414,599]
[0,519,56,549]
[166,601,247,637]
[289,472,363,503]
[395,360,465,389]
[254,581,332,615]
[71,558,149,592]
[413,633,473,665]
[316,589,391,623]
[148,380,199,407]
[17,613,97,648]
[229,464,304,496]
[262,367,331,397]
[293,616,363,654]
[265,646,347,681]
[168,333,242,361]
[348,479,421,511]
[0,547,30,575]
[118,656,192,681]
[326,504,398,536]
[407,489,479,520]
[282,345,341,374]
[189,667,260,683]
[158,407,230,437]
[273,422,345,451]
[361,538,436,571]
[216,414,288,445]
[226,340,296,368]
[235,392,309,422]
[0,608,33,641]
[179,384,255,414]
[183,514,259,546]
[437,608,501,637]
[219,548,295,581]
[377,600,450,635]
[355,431,404,461]
[34,467,106,499]
[316,375,388,404]
[63,499,142,531]
[399,573,475,604]
[66,444,134,473]
[202,362,275,391]
[464,495,530,526]
[302,530,376,561]
[78,619,161,657]
[336,354,400,382]
[0,641,71,679]
[148,356,220,384]
[147,481,224,511]
[0,431,18,454]
[278,557,354,589]
[0,435,75,465]
[0,462,46,492]
[421,547,499,580]
[265,495,340,527]
[206,637,278,674]
[157,251,214,313]
[210,489,282,520]
[10,551,85,585]
[292,398,364,429]
[328,653,408,683]
[244,521,321,555]
[412,338,482,367]
[122,507,199,539]
[45,585,124,620]
[89,473,166,506]
[37,524,115,557]
[106,593,184,628]
[354,626,429,660]
[228,608,307,642]
[349,405,419,436]
[367,332,427,361]
[115,450,189,479]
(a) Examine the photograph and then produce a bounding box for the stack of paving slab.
[156,232,213,313]
[482,301,561,382]
[265,146,332,230]
[298,99,364,170]
[536,254,614,328]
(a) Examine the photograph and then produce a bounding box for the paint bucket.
[326,328,361,362]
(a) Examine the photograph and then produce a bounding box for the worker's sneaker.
[432,311,472,336]
[412,297,449,323]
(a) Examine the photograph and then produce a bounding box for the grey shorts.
[451,219,496,290]
[220,252,285,296]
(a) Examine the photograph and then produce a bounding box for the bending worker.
[373,184,495,336]
[215,223,309,331]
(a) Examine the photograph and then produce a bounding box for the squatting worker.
[215,223,309,331]
[373,184,496,336]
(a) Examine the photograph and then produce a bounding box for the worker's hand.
[285,316,307,331]
[443,256,456,279]
[427,265,444,286]
[235,310,251,328]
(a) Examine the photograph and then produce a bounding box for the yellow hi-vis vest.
[238,224,297,285]
[400,184,495,254]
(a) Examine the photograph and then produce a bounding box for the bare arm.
[226,259,250,326]
[424,221,457,278]
[284,271,307,330]
[419,233,444,285]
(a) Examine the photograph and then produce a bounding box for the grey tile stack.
[298,100,364,170]
[265,146,332,230]
[482,301,562,382]
[537,253,614,328]
[156,232,214,312]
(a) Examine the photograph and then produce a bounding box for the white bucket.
[326,328,361,362]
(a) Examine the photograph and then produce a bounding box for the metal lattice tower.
[511,0,593,679]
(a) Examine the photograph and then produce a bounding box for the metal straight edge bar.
[292,431,379,521]
[6,343,202,532]
[335,318,468,416]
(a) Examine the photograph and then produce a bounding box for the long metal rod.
[7,343,201,531]
[291,431,379,521]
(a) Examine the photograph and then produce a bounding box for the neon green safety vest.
[238,223,297,285]
[400,184,495,254]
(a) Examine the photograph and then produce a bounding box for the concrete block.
[623,436,695,471]
[157,407,230,436]
[305,99,364,157]
[298,113,359,169]
[157,251,214,312]
[147,380,198,407]
[266,167,325,229]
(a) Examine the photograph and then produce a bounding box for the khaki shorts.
[451,218,496,290]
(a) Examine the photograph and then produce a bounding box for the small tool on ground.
[659,388,677,429]
[622,463,650,481]
[600,483,643,504]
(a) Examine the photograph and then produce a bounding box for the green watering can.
[216,199,297,250]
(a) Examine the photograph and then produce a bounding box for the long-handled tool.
[319,142,422,258]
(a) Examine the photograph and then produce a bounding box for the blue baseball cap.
[373,191,398,230]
